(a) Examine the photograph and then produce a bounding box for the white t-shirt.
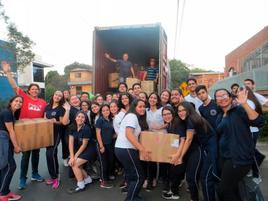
[113,111,126,134]
[247,99,259,133]
[115,113,141,149]
[254,92,268,106]
[146,107,166,133]
[184,94,203,112]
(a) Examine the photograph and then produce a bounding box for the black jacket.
[216,105,264,166]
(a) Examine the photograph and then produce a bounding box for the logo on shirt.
[210,109,217,116]
[28,103,42,112]
[51,111,57,116]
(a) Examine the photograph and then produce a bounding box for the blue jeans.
[0,143,16,195]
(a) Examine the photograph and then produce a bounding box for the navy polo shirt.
[0,109,15,132]
[199,100,219,128]
[45,105,65,133]
[69,125,92,151]
[166,118,186,138]
[96,116,115,145]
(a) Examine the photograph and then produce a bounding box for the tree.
[64,62,92,78]
[190,67,213,73]
[169,59,190,89]
[0,1,35,71]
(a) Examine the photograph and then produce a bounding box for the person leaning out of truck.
[105,52,135,82]
[143,58,159,84]
[0,95,23,201]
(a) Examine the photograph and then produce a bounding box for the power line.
[173,0,180,59]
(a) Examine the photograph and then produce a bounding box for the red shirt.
[18,88,46,119]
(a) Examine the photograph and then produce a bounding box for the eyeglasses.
[162,112,172,116]
[216,94,229,101]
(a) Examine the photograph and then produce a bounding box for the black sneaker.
[68,186,85,194]
[121,186,128,194]
[162,192,180,200]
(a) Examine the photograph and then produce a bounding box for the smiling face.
[171,90,182,105]
[96,96,104,105]
[53,91,63,104]
[135,101,146,116]
[133,85,141,96]
[110,102,119,115]
[178,105,187,120]
[215,90,232,109]
[106,94,113,103]
[162,109,173,123]
[161,91,170,105]
[119,84,127,93]
[91,103,100,114]
[28,85,39,98]
[70,95,80,107]
[101,105,110,118]
[148,94,158,107]
[10,96,23,111]
[75,112,86,126]
[80,94,89,101]
[81,102,89,112]
[121,95,130,107]
[138,93,147,102]
[187,80,197,93]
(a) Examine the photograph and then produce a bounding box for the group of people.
[0,60,267,201]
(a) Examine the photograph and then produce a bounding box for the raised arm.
[105,53,117,63]
[130,66,135,78]
[1,61,18,94]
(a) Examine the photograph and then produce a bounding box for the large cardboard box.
[140,131,179,163]
[14,118,54,151]
[126,77,140,89]
[108,73,119,88]
[141,80,155,95]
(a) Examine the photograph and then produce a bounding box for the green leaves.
[169,59,190,89]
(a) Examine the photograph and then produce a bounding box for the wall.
[70,71,93,82]
[191,73,224,90]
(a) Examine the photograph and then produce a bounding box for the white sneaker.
[85,176,92,185]
[63,159,69,167]
[143,180,148,188]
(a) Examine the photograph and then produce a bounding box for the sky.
[0,0,268,74]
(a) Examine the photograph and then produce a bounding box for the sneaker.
[142,180,148,188]
[162,183,170,193]
[152,179,157,187]
[162,192,180,200]
[109,175,116,180]
[253,176,262,185]
[46,178,54,185]
[18,178,27,190]
[68,186,85,194]
[63,159,69,167]
[5,192,22,201]
[146,182,153,192]
[119,181,127,189]
[100,181,113,189]
[0,196,8,201]
[31,173,44,182]
[121,186,128,194]
[84,176,93,186]
[52,178,60,189]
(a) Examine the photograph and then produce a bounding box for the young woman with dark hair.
[161,106,186,200]
[44,91,69,189]
[80,100,91,123]
[143,92,167,191]
[174,101,217,201]
[0,95,23,201]
[115,99,151,201]
[68,111,96,194]
[214,88,264,201]
[96,104,115,188]
[89,102,100,137]
[109,100,119,118]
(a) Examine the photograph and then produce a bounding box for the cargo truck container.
[93,23,169,94]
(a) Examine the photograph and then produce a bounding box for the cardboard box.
[126,77,140,89]
[14,118,54,151]
[108,73,119,88]
[140,131,179,163]
[141,80,155,95]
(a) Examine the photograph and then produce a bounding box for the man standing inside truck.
[143,58,159,83]
[105,53,135,82]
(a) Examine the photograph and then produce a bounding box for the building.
[189,72,224,90]
[18,55,52,98]
[210,26,268,96]
[0,40,16,106]
[68,68,93,95]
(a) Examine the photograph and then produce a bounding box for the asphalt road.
[8,143,268,201]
